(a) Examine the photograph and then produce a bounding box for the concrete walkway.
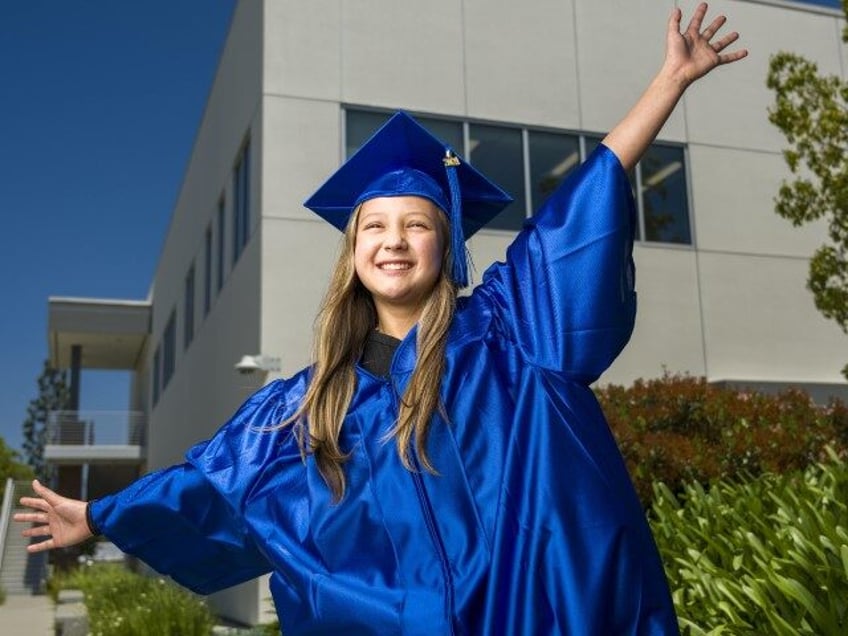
[0,594,53,635]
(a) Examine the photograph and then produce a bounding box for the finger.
[32,479,63,506]
[718,49,749,65]
[667,7,682,35]
[686,2,709,34]
[22,524,53,538]
[712,31,739,52]
[27,538,54,554]
[13,511,48,524]
[701,15,726,40]
[18,496,49,512]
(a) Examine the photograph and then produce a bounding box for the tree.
[0,436,33,484]
[22,361,71,479]
[766,0,848,378]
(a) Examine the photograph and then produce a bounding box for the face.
[354,196,446,316]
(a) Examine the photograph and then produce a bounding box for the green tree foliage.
[22,360,71,479]
[0,436,34,484]
[766,0,848,378]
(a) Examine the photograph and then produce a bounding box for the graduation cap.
[304,111,513,287]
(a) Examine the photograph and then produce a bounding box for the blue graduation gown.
[91,145,680,635]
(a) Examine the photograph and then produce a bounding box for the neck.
[375,305,422,340]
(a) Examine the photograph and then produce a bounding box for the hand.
[13,480,92,553]
[663,3,748,88]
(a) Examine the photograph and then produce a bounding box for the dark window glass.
[232,139,251,265]
[346,111,391,157]
[152,346,161,406]
[184,264,195,350]
[528,131,580,213]
[468,124,525,231]
[345,111,463,158]
[203,225,212,316]
[216,197,225,293]
[640,144,690,244]
[163,310,176,389]
[415,117,463,155]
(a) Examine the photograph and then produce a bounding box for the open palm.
[665,3,748,87]
[13,479,92,553]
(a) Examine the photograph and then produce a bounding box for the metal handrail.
[0,478,15,571]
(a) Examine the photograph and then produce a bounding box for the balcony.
[44,410,146,465]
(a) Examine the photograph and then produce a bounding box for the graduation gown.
[91,145,680,635]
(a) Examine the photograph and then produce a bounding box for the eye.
[361,221,383,230]
[408,220,430,229]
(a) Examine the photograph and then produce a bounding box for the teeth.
[379,263,411,270]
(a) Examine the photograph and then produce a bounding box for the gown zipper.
[387,378,457,636]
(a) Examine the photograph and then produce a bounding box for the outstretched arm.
[603,2,748,171]
[14,480,92,552]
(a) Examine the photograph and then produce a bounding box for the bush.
[50,563,215,636]
[596,374,848,504]
[650,450,848,635]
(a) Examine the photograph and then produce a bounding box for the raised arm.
[603,3,748,171]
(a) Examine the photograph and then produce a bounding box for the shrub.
[650,451,848,634]
[50,563,215,636]
[596,374,848,504]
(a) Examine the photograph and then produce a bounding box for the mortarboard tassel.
[443,150,468,288]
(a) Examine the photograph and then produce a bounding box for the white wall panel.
[604,246,706,385]
[699,251,846,383]
[680,0,844,152]
[260,218,340,378]
[689,144,826,256]
[575,0,685,140]
[463,0,580,128]
[341,0,465,115]
[263,0,341,101]
[262,97,341,222]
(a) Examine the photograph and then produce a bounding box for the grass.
[50,562,215,636]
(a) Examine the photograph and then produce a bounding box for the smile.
[378,262,412,271]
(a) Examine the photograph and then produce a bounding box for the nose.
[383,227,407,250]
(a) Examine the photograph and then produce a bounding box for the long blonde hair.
[288,205,457,500]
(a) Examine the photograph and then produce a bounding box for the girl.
[17,5,746,634]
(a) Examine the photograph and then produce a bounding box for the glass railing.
[47,411,146,447]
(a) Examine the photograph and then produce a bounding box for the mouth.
[377,261,413,271]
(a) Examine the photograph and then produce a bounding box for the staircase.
[0,479,48,594]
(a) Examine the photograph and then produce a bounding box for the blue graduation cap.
[304,111,513,287]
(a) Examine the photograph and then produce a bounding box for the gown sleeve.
[88,380,295,595]
[476,143,637,383]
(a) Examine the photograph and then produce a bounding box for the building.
[44,0,847,626]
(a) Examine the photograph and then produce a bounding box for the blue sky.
[0,1,236,453]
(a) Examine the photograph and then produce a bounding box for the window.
[468,124,527,231]
[639,144,690,244]
[528,131,580,211]
[203,225,212,316]
[184,263,195,350]
[232,138,251,266]
[152,345,161,406]
[343,108,692,245]
[162,309,176,389]
[216,196,225,293]
[345,111,463,159]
